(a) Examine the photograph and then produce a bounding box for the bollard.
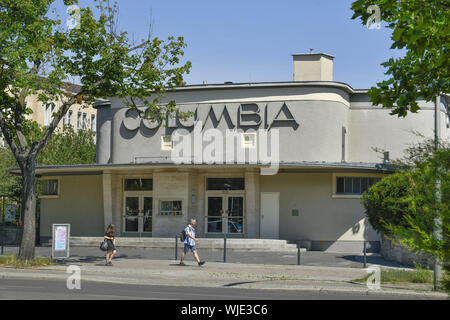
[175,235,178,261]
[363,241,367,268]
[223,233,227,263]
[297,241,301,265]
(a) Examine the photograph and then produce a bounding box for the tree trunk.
[19,156,37,261]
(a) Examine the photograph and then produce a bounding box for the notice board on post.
[52,224,70,259]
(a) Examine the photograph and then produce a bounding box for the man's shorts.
[184,243,197,253]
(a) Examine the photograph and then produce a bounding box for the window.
[69,110,73,126]
[82,112,87,129]
[160,200,182,216]
[206,178,245,191]
[124,179,153,191]
[161,135,173,150]
[336,177,381,195]
[44,103,56,126]
[241,132,256,148]
[41,179,59,197]
[63,110,74,127]
[77,111,82,129]
[91,114,96,131]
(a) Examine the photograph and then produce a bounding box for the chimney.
[292,53,334,81]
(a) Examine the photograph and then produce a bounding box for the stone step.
[41,237,307,252]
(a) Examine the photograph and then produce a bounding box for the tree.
[32,124,96,165]
[352,0,449,290]
[361,139,449,286]
[351,0,449,117]
[0,0,191,261]
[0,146,22,199]
[0,123,96,197]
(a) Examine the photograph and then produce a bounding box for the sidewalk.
[0,254,447,299]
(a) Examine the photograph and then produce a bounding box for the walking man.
[180,219,205,266]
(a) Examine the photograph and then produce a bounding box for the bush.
[362,139,449,269]
[362,172,420,235]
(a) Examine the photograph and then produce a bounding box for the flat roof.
[9,161,395,176]
[93,81,359,107]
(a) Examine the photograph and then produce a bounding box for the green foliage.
[351,0,449,116]
[362,172,419,234]
[354,264,433,285]
[0,123,96,198]
[0,0,191,158]
[0,0,191,259]
[362,139,449,263]
[0,146,21,198]
[31,124,96,165]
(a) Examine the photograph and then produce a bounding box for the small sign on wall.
[4,205,16,222]
[292,209,299,217]
[52,224,70,260]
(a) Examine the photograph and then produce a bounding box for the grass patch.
[380,268,432,284]
[0,253,54,268]
[354,263,433,285]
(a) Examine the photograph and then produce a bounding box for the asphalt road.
[0,278,424,300]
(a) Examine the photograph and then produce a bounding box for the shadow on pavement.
[340,254,413,269]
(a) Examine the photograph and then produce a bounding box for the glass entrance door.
[124,196,139,232]
[206,196,223,233]
[123,195,153,235]
[227,196,244,234]
[206,195,244,235]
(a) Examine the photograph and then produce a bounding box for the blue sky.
[60,0,405,89]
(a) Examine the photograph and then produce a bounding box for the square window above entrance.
[124,179,153,191]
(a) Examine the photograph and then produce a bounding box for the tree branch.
[0,108,25,165]
[32,78,105,156]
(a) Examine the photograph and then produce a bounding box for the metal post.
[223,232,227,263]
[175,235,178,261]
[297,241,301,265]
[433,95,443,291]
[363,241,367,268]
[1,196,4,255]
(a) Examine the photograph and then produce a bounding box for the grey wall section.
[96,106,112,164]
[348,93,448,163]
[96,85,449,166]
[105,100,350,164]
[260,173,379,250]
[40,175,104,238]
[151,171,189,237]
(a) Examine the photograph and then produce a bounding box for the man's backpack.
[180,229,186,242]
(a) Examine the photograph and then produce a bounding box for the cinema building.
[33,53,449,252]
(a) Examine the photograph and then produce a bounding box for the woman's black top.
[104,232,116,251]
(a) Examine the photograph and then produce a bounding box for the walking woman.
[104,224,117,266]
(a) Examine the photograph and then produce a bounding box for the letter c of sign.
[142,109,161,130]
[123,109,141,131]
